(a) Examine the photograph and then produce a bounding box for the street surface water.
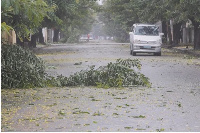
[1,40,200,132]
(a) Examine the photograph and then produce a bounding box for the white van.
[129,23,164,56]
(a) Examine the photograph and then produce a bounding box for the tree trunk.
[190,18,200,50]
[166,21,173,45]
[30,34,37,48]
[162,21,168,44]
[182,23,187,44]
[193,23,200,50]
[38,28,44,44]
[53,29,59,42]
[16,37,30,48]
[16,37,23,46]
[173,22,182,46]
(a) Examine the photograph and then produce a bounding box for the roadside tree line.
[99,0,200,50]
[1,0,99,47]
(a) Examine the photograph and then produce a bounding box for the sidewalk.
[163,45,200,58]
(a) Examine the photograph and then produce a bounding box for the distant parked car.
[129,23,164,56]
[79,34,93,42]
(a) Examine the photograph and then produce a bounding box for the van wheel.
[154,52,161,56]
[130,45,133,55]
[132,52,136,56]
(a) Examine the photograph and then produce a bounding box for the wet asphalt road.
[1,41,200,131]
[36,41,200,90]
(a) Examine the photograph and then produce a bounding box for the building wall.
[1,28,56,45]
[42,27,48,43]
[1,30,16,44]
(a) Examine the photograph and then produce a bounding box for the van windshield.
[135,26,159,36]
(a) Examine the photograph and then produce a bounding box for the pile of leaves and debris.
[1,44,46,88]
[1,44,151,89]
[50,58,151,88]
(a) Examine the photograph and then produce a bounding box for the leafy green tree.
[1,0,97,45]
[136,0,172,44]
[99,0,139,42]
[43,0,97,43]
[100,0,200,49]
[1,0,54,44]
[171,0,200,49]
[143,0,200,48]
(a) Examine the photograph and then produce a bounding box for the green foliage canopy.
[100,0,200,49]
[51,0,98,42]
[1,0,55,40]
